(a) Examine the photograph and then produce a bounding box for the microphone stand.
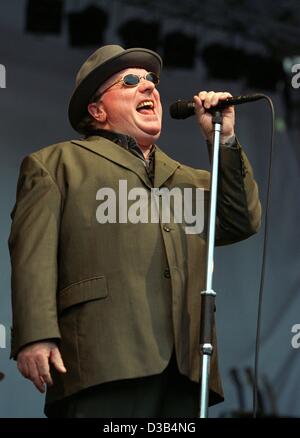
[199,110,222,418]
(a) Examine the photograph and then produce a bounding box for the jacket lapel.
[71,137,180,189]
[154,146,180,188]
[71,136,152,189]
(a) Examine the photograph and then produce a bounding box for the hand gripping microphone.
[169,94,264,119]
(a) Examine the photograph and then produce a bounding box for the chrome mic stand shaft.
[199,110,222,418]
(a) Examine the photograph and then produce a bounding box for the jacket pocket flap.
[58,276,108,313]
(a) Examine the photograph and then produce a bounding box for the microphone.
[169,93,264,119]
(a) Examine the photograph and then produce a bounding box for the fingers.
[50,348,67,374]
[18,355,46,393]
[16,342,66,394]
[36,352,53,387]
[194,91,233,109]
[28,358,46,393]
[193,90,235,144]
[17,358,30,379]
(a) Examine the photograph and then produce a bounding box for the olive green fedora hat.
[68,44,162,132]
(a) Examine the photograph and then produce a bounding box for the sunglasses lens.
[123,74,140,86]
[146,73,159,85]
[122,73,159,87]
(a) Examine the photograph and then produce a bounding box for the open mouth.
[136,100,155,115]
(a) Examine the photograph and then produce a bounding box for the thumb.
[193,95,205,116]
[50,347,67,373]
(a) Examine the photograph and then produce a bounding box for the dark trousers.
[46,352,199,418]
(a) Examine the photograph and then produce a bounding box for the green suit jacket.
[9,135,261,407]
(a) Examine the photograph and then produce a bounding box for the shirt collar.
[85,129,156,160]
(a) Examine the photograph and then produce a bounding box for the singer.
[8,44,261,418]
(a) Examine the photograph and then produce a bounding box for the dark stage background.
[0,0,300,418]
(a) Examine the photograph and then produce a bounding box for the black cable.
[252,95,275,418]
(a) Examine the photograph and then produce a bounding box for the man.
[9,45,261,417]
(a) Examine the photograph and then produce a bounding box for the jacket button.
[164,269,171,278]
[163,225,171,232]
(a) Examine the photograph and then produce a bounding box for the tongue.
[137,108,153,115]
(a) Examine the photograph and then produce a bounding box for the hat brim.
[68,48,162,132]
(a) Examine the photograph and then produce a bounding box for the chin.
[136,134,160,147]
[146,131,161,142]
[146,127,161,138]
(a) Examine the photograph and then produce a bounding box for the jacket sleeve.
[8,154,62,359]
[214,141,261,245]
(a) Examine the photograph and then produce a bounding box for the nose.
[138,77,155,92]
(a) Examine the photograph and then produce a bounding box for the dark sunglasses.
[100,72,160,97]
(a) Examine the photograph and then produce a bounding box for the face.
[89,68,163,148]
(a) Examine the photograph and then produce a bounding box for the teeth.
[137,100,154,109]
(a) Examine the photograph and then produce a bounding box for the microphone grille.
[169,99,191,119]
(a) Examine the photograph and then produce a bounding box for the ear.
[87,102,107,123]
